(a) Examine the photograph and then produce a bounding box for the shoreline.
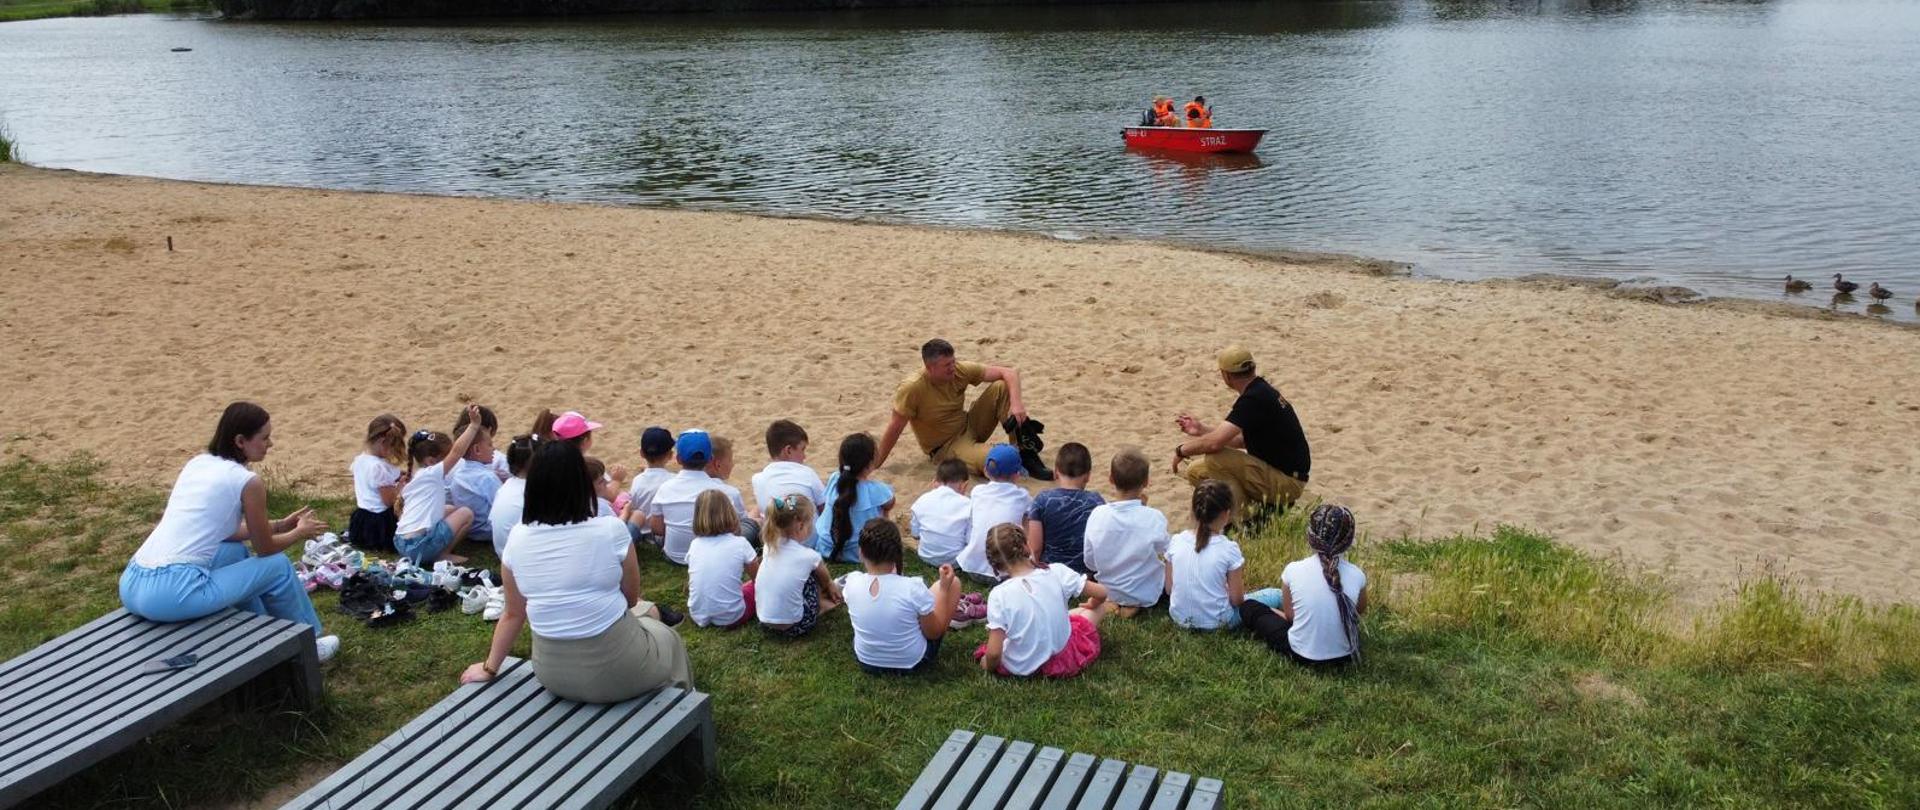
[4,164,1917,603]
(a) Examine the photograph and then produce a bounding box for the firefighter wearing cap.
[1183,96,1212,129]
[1171,347,1311,514]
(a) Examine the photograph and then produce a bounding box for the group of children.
[348,406,1368,679]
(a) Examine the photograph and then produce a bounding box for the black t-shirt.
[1225,377,1311,482]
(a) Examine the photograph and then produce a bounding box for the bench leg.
[673,704,717,779]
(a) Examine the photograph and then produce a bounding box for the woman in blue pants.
[119,401,340,662]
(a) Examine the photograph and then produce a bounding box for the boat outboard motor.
[1140,109,1155,127]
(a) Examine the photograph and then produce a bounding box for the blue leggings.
[119,541,324,634]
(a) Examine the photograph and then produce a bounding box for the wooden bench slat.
[0,610,142,681]
[1146,771,1191,810]
[404,694,607,810]
[0,610,231,719]
[439,690,633,810]
[483,690,672,810]
[337,670,556,808]
[1113,764,1159,810]
[1000,746,1065,810]
[931,734,1004,810]
[1036,752,1099,810]
[0,612,292,770]
[896,730,977,810]
[1187,778,1223,810]
[282,658,536,809]
[965,739,1035,810]
[1071,758,1128,810]
[558,689,713,809]
[0,613,305,803]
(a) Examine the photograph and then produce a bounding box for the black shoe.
[1020,447,1055,481]
[655,604,686,628]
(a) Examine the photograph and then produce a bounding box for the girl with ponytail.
[754,494,844,638]
[812,433,895,563]
[1239,503,1368,666]
[1166,480,1248,630]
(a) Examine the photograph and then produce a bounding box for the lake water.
[2,1,1917,319]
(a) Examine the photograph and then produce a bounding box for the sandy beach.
[3,165,1916,603]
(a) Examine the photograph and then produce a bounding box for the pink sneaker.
[949,596,988,630]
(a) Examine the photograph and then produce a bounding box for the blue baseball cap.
[641,427,674,457]
[984,443,1023,478]
[676,430,712,464]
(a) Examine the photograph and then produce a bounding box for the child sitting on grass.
[348,413,408,552]
[488,433,537,557]
[1240,504,1367,666]
[622,427,676,545]
[687,489,759,629]
[910,459,971,568]
[395,405,484,565]
[1025,442,1103,573]
[1167,480,1246,630]
[751,419,827,515]
[709,435,761,547]
[448,405,501,544]
[754,494,844,638]
[816,433,895,564]
[1080,448,1170,618]
[583,457,625,519]
[976,523,1108,678]
[957,444,1031,584]
[845,519,963,675]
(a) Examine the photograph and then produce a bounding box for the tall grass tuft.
[0,120,14,164]
[1689,574,1920,677]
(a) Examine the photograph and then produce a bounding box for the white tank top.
[131,454,256,568]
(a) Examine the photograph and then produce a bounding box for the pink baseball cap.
[550,411,602,440]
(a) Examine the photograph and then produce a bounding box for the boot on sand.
[1004,416,1054,481]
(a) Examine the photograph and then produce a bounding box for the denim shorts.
[395,519,455,564]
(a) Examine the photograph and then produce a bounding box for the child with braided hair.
[1239,503,1367,666]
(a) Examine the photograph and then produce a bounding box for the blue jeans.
[119,541,323,634]
[395,519,455,565]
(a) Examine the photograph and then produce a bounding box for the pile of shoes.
[299,535,502,627]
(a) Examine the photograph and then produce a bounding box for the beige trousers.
[531,604,693,704]
[1180,449,1305,514]
[930,381,1010,475]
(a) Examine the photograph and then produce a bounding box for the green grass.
[0,0,204,23]
[3,453,1918,807]
[0,119,14,164]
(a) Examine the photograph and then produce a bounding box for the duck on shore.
[1784,275,1812,293]
[1868,282,1894,302]
[1833,273,1859,294]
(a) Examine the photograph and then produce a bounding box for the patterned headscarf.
[1307,504,1361,661]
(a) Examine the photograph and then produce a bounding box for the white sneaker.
[432,560,468,590]
[301,535,344,567]
[460,585,492,615]
[483,588,506,622]
[315,634,341,663]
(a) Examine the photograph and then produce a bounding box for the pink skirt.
[975,614,1102,678]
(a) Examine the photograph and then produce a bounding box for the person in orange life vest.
[1184,96,1212,129]
[1152,97,1180,127]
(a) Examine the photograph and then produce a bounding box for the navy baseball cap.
[641,427,674,456]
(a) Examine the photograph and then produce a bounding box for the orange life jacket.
[1152,99,1178,127]
[1184,102,1212,129]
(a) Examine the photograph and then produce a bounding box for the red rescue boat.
[1122,126,1266,154]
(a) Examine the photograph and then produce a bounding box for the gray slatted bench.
[283,656,714,810]
[0,607,321,809]
[897,730,1224,810]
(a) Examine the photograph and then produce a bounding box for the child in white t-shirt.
[753,494,843,638]
[348,413,408,552]
[621,426,677,545]
[1167,481,1247,630]
[910,459,972,568]
[751,419,828,516]
[394,405,484,566]
[957,444,1032,583]
[975,524,1109,678]
[1080,448,1171,617]
[845,519,962,674]
[687,490,760,628]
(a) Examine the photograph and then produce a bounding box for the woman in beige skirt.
[461,440,691,702]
